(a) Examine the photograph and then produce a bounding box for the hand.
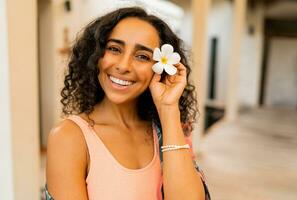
[149,62,187,109]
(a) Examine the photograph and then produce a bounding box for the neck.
[91,97,140,129]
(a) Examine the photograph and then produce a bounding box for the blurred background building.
[1,0,296,199]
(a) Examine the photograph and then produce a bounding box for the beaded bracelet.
[161,144,190,152]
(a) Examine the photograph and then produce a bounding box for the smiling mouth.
[108,75,135,86]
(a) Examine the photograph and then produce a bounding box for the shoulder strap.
[66,115,92,142]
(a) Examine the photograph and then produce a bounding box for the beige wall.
[238,3,264,107]
[207,0,264,107]
[265,38,297,107]
[0,0,40,199]
[208,0,233,103]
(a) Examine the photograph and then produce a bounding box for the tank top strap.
[66,115,96,154]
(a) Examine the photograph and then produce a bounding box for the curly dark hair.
[61,7,198,136]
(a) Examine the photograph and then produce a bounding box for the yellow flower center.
[161,57,168,64]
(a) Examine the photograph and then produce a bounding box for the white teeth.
[109,75,133,86]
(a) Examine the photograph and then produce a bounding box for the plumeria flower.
[152,44,181,75]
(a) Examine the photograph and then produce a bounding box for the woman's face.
[98,17,160,105]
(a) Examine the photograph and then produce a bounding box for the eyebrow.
[107,38,154,54]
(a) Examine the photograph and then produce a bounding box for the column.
[0,0,14,199]
[192,0,211,149]
[225,0,247,121]
[0,0,40,199]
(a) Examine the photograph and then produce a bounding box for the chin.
[104,92,136,105]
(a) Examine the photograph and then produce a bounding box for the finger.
[150,73,161,83]
[167,74,176,83]
[174,62,187,77]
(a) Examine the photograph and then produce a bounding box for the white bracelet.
[161,144,190,152]
[161,144,190,149]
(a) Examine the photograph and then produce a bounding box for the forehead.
[108,17,160,48]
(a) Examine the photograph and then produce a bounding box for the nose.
[116,53,132,73]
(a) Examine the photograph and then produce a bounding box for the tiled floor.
[196,107,297,200]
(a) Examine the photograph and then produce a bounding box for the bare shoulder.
[46,118,88,199]
[48,118,85,144]
[47,118,88,157]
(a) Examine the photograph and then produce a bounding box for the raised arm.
[46,120,89,200]
[159,106,205,200]
[149,62,205,200]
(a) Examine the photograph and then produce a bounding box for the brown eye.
[136,54,150,61]
[107,46,121,53]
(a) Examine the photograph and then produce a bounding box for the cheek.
[98,57,110,71]
[137,64,154,83]
[97,59,108,85]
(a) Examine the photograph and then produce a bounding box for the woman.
[46,7,210,200]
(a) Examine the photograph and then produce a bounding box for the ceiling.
[263,0,297,19]
[249,0,297,6]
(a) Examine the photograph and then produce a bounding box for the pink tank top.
[68,115,163,200]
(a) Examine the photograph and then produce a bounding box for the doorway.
[260,19,297,108]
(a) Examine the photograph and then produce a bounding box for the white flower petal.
[164,64,177,75]
[161,44,174,57]
[168,52,181,64]
[153,48,162,62]
[152,62,164,74]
